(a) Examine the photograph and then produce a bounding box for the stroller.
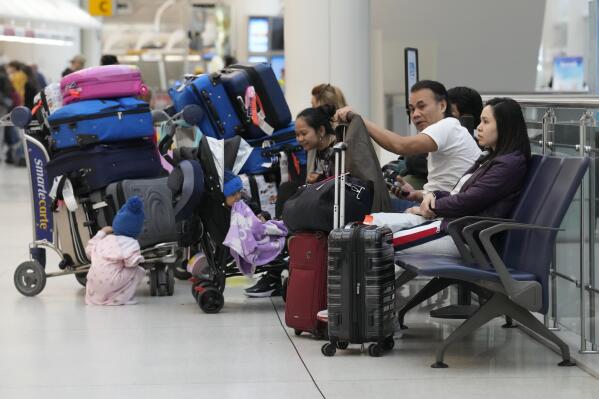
[156,109,293,313]
[9,105,205,298]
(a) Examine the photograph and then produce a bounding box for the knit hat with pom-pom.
[112,196,145,238]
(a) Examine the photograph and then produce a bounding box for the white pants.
[367,212,461,258]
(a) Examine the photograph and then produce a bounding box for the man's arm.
[364,119,437,155]
[335,106,437,155]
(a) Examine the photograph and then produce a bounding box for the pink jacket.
[84,230,145,305]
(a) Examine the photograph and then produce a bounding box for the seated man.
[448,86,483,137]
[337,80,481,212]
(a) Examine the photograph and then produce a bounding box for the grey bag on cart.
[91,177,180,248]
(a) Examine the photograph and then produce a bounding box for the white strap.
[279,152,289,183]
[50,176,78,211]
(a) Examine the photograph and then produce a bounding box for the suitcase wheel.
[281,277,288,303]
[336,341,349,350]
[368,343,383,357]
[196,285,224,314]
[14,261,46,297]
[321,342,336,357]
[383,336,395,351]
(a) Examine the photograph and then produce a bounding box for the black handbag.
[282,175,373,233]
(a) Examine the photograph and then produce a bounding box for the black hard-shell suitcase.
[218,68,268,140]
[325,224,396,356]
[321,126,396,357]
[46,138,163,195]
[228,63,291,130]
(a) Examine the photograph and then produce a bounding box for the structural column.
[284,0,371,118]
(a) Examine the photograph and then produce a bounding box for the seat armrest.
[478,222,562,311]
[446,217,514,265]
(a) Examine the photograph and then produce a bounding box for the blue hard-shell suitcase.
[48,97,153,150]
[168,73,244,140]
[46,138,164,195]
[240,123,307,175]
[228,63,292,130]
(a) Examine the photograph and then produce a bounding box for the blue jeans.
[390,198,419,213]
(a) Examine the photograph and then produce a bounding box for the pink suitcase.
[61,65,148,104]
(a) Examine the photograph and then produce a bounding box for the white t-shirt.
[450,173,473,195]
[421,117,482,193]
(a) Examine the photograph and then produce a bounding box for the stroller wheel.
[74,271,87,287]
[14,261,46,296]
[166,267,175,296]
[191,280,208,299]
[196,285,224,314]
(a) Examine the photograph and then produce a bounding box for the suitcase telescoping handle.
[333,124,348,230]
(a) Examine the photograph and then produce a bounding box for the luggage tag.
[245,86,274,136]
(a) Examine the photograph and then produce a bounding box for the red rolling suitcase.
[284,231,328,338]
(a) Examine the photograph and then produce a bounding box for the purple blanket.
[223,201,288,276]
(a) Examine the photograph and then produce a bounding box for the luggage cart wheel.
[368,343,383,357]
[149,270,158,296]
[14,261,46,296]
[383,336,395,351]
[74,272,88,287]
[321,343,336,357]
[336,341,349,350]
[196,285,224,314]
[166,267,175,296]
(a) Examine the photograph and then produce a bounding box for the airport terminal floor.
[1,164,599,398]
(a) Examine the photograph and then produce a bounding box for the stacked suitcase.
[41,65,163,267]
[168,62,306,217]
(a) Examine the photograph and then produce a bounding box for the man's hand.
[307,172,322,184]
[391,175,423,201]
[101,226,113,234]
[334,106,356,124]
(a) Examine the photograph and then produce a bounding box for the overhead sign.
[89,0,113,17]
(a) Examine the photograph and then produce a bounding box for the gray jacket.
[345,116,391,213]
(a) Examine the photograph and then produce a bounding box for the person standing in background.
[62,55,86,77]
[30,64,47,89]
[100,54,119,66]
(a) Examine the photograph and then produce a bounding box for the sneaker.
[244,272,282,298]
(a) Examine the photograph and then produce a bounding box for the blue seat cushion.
[396,254,538,283]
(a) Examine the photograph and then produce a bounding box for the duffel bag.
[48,97,153,151]
[282,175,373,233]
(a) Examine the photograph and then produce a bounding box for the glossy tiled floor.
[1,163,599,399]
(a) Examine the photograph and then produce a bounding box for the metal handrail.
[481,94,599,108]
